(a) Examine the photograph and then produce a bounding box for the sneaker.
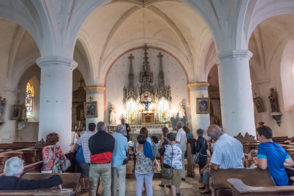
[181,178,186,181]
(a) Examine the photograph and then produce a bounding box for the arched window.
[25,81,34,118]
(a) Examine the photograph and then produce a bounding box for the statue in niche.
[109,104,117,125]
[268,88,280,113]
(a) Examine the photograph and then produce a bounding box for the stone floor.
[78,170,206,196]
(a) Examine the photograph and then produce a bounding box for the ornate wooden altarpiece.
[123,45,171,125]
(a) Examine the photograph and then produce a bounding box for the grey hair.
[97,121,106,132]
[207,125,223,139]
[176,121,184,129]
[4,157,24,176]
[116,125,124,133]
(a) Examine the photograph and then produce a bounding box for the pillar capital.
[84,85,106,93]
[187,82,209,90]
[36,56,77,70]
[218,50,252,60]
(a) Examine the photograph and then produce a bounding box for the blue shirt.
[111,132,128,168]
[257,142,290,186]
[186,132,194,139]
[211,134,244,169]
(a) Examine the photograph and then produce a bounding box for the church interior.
[1,0,294,195]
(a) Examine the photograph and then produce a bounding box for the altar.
[120,45,172,126]
[142,112,155,124]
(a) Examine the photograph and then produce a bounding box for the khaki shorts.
[162,169,182,187]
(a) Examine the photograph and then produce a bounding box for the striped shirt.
[77,131,96,163]
[211,133,244,169]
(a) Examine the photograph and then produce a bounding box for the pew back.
[23,173,80,192]
[211,168,275,196]
[228,178,294,196]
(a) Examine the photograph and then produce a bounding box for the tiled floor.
[78,171,206,196]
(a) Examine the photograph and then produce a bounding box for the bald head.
[207,124,223,141]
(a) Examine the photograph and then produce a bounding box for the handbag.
[75,146,85,164]
[161,144,173,179]
[194,139,207,164]
[61,158,71,172]
[153,159,161,173]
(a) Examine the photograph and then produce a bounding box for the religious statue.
[108,104,117,125]
[268,88,280,113]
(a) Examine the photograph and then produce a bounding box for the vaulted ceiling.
[78,0,212,84]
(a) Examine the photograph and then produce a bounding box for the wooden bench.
[0,173,80,196]
[228,178,294,196]
[272,136,289,144]
[211,168,275,196]
[0,151,23,173]
[0,188,75,196]
[0,161,43,177]
[22,173,81,192]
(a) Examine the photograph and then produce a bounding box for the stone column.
[37,56,77,152]
[84,86,105,130]
[218,50,256,136]
[187,82,210,133]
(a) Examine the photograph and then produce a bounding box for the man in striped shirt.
[71,122,96,192]
[88,121,115,196]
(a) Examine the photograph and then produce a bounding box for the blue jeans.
[135,172,154,196]
[111,165,126,196]
[202,170,210,185]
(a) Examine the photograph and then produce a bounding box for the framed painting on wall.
[84,101,97,118]
[196,98,210,114]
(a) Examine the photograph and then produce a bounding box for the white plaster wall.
[105,47,188,124]
[0,20,19,142]
[15,122,38,142]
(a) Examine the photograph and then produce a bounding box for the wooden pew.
[0,142,36,151]
[0,161,43,177]
[0,173,81,195]
[211,168,275,196]
[0,147,42,173]
[22,173,81,193]
[272,136,289,144]
[228,178,294,196]
[0,151,23,173]
[0,188,75,196]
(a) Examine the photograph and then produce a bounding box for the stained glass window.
[25,81,34,118]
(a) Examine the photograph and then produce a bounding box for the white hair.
[4,157,24,176]
[116,125,124,133]
[176,121,184,128]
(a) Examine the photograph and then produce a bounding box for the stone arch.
[245,0,294,46]
[280,40,294,112]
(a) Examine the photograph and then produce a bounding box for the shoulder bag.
[161,144,173,179]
